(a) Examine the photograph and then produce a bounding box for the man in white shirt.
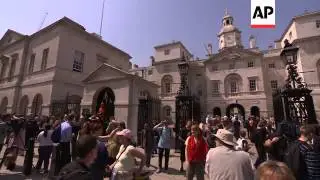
[205,129,254,180]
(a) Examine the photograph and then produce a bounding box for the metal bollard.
[48,143,61,178]
[23,138,35,176]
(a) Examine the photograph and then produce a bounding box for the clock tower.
[218,9,243,50]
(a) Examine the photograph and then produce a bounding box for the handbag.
[106,146,128,177]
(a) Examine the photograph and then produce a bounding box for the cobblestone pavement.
[0,145,257,180]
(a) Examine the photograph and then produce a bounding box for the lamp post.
[277,39,317,126]
[280,39,303,89]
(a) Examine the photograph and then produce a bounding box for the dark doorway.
[95,87,115,121]
[213,107,222,117]
[250,106,260,118]
[226,103,245,119]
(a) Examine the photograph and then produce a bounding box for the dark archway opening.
[95,87,115,121]
[226,103,245,119]
[213,107,222,117]
[250,106,260,118]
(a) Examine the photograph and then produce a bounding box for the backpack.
[51,125,61,143]
[284,141,302,178]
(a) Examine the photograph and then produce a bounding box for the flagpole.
[99,0,106,36]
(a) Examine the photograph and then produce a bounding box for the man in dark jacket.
[142,123,154,167]
[58,135,98,180]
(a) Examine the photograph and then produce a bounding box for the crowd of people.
[0,112,320,180]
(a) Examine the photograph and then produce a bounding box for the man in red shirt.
[185,123,208,180]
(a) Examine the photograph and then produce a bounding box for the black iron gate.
[50,95,81,118]
[175,95,200,149]
[273,88,317,126]
[137,96,161,146]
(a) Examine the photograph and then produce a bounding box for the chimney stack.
[249,35,256,49]
[150,56,155,65]
[208,44,213,55]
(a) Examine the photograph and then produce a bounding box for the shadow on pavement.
[166,167,184,176]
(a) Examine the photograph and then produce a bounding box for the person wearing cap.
[205,129,254,180]
[108,129,146,180]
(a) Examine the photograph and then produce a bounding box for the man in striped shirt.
[286,125,320,180]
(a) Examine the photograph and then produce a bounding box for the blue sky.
[0,0,319,66]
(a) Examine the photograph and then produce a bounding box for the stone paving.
[0,145,257,180]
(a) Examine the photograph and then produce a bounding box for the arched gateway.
[226,103,245,118]
[92,87,115,121]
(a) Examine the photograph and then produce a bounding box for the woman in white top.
[109,129,145,180]
[35,123,53,173]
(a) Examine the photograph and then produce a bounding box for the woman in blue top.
[153,120,173,173]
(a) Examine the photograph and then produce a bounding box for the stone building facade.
[131,10,320,122]
[0,17,158,137]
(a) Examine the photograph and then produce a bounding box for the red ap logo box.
[251,0,275,28]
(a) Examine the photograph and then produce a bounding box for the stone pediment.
[204,47,262,64]
[0,30,25,49]
[83,63,130,83]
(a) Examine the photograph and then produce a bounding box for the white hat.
[213,129,237,146]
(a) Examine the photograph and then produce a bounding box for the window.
[0,61,8,79]
[289,32,292,40]
[8,54,18,81]
[230,81,237,93]
[268,63,275,68]
[248,61,254,68]
[73,50,84,72]
[212,81,219,95]
[29,54,35,74]
[164,49,170,55]
[211,65,218,71]
[316,20,320,28]
[148,69,153,75]
[41,48,49,70]
[163,64,171,72]
[165,108,171,116]
[229,63,235,69]
[271,80,278,90]
[165,83,171,93]
[249,79,257,91]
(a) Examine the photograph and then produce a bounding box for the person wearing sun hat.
[107,129,146,180]
[205,129,254,180]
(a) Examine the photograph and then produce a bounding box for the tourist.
[235,130,249,152]
[35,123,53,174]
[58,135,98,180]
[178,120,191,172]
[154,119,173,173]
[108,129,146,180]
[256,161,295,180]
[253,120,268,168]
[142,123,154,167]
[205,129,254,180]
[99,121,125,165]
[0,114,7,153]
[90,121,109,180]
[185,123,208,180]
[285,125,317,179]
[233,116,241,140]
[59,114,73,168]
[221,116,233,133]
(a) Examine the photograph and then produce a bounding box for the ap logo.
[251,0,275,28]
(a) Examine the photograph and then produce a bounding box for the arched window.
[224,73,243,96]
[161,75,173,96]
[163,106,171,119]
[31,94,43,116]
[0,97,8,114]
